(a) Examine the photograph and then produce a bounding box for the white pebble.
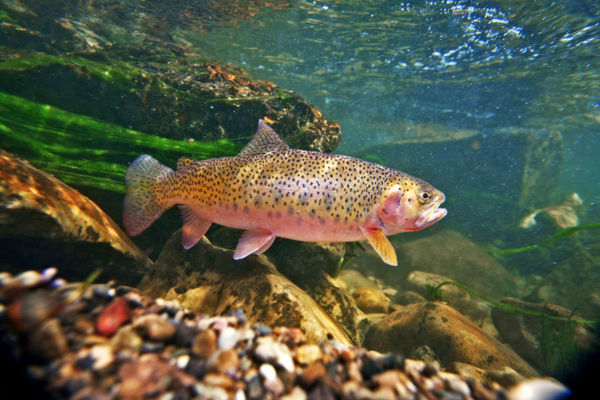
[255,337,295,373]
[234,389,246,400]
[218,326,239,349]
[507,379,570,400]
[259,363,277,381]
[176,354,190,369]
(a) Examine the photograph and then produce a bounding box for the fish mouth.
[416,200,448,228]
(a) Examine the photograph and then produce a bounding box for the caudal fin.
[123,155,173,237]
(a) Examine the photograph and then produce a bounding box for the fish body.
[123,120,447,265]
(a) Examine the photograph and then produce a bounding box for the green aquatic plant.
[0,92,240,193]
[489,222,600,255]
[426,281,599,325]
[540,306,582,379]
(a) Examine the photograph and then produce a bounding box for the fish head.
[378,176,447,234]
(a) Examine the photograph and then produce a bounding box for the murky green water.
[1,0,600,391]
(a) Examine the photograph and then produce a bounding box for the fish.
[123,120,447,266]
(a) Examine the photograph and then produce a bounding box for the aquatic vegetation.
[0,92,240,193]
[426,281,598,325]
[540,310,582,380]
[489,223,600,256]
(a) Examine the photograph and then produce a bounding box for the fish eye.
[418,189,432,204]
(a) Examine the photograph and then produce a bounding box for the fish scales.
[123,120,447,265]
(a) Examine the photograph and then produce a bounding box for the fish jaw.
[415,202,447,229]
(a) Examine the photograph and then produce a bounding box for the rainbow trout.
[123,120,447,265]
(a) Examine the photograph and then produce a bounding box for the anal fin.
[234,229,276,260]
[178,205,212,249]
[360,227,398,266]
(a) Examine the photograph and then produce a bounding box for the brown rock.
[208,348,240,375]
[110,325,143,352]
[446,362,527,387]
[203,372,235,390]
[301,270,370,346]
[395,291,426,306]
[137,232,354,346]
[133,314,176,341]
[193,329,218,359]
[299,363,326,389]
[336,269,379,293]
[0,150,151,284]
[363,302,539,378]
[352,288,391,314]
[397,230,518,300]
[117,355,171,398]
[30,318,68,360]
[406,271,469,304]
[295,344,323,365]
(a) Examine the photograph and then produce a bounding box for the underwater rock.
[0,150,150,284]
[363,302,539,378]
[297,270,370,347]
[0,44,341,153]
[265,240,348,284]
[491,297,595,379]
[352,288,391,314]
[406,270,469,305]
[336,269,380,293]
[446,362,528,386]
[519,193,583,230]
[137,230,355,346]
[396,230,518,300]
[395,290,427,306]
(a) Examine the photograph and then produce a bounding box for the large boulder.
[0,150,150,285]
[363,302,539,378]
[394,230,518,300]
[137,231,358,346]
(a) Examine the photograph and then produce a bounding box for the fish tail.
[123,155,173,237]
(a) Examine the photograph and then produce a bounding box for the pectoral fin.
[360,227,398,266]
[178,205,212,249]
[234,230,276,260]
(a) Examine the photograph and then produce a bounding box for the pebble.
[193,328,218,359]
[218,325,240,349]
[97,298,132,336]
[295,343,323,365]
[0,270,544,400]
[110,325,143,352]
[30,317,68,360]
[260,363,285,395]
[254,336,295,372]
[208,348,240,375]
[78,344,115,371]
[133,314,176,341]
[352,287,391,314]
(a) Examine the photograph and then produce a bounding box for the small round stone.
[133,314,176,341]
[295,344,322,365]
[192,329,218,359]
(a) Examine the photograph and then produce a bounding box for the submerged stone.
[0,150,151,284]
[363,301,539,378]
[137,230,355,346]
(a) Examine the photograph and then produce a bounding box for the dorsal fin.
[177,156,195,170]
[238,120,290,156]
